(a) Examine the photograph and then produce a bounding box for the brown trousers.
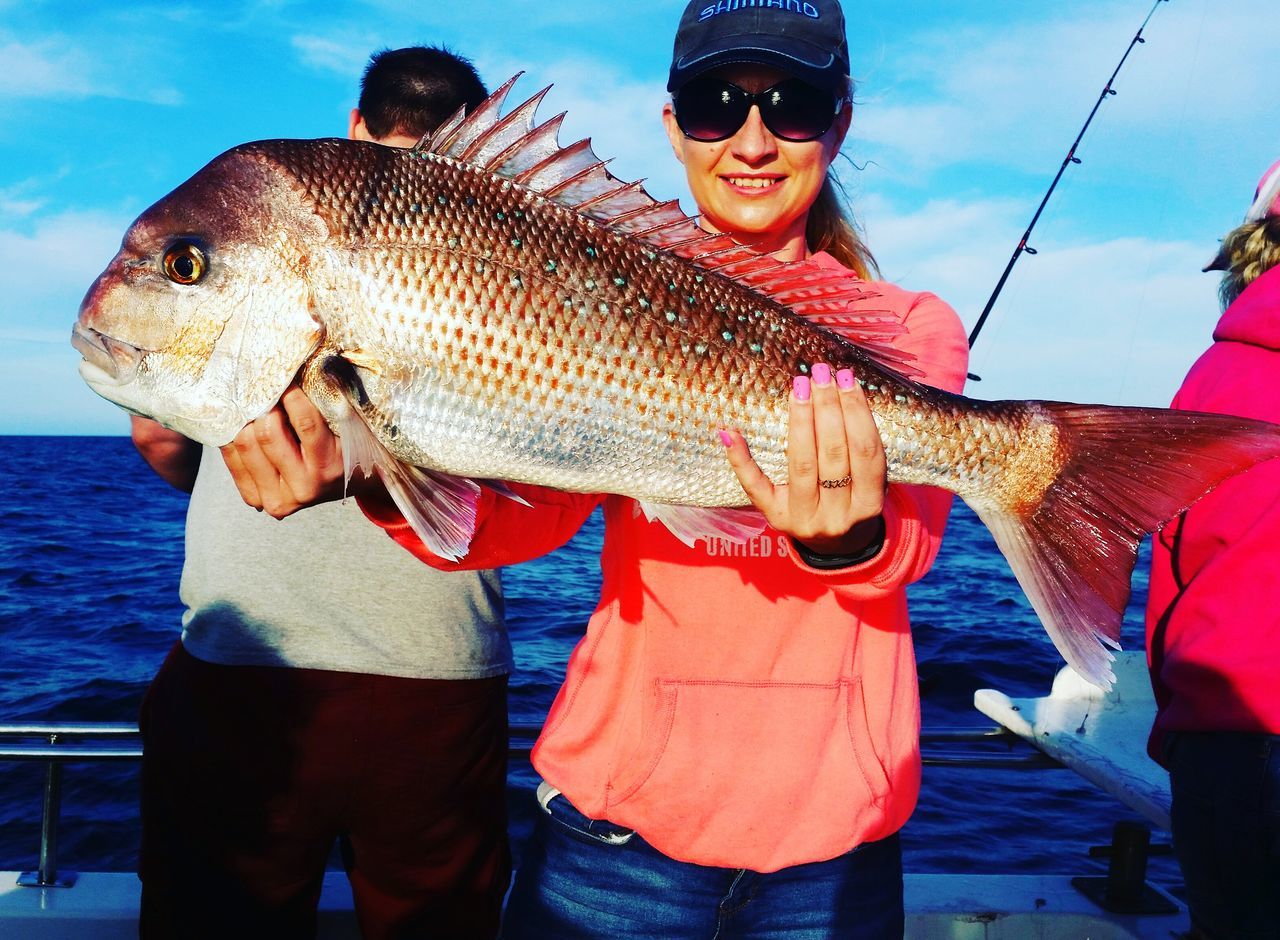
[139,642,509,939]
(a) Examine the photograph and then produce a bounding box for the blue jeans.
[1167,731,1280,940]
[502,789,904,939]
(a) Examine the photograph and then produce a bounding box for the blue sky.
[2,0,1276,435]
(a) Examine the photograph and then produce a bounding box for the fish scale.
[283,141,818,504]
[74,75,1280,689]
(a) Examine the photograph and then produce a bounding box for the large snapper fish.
[74,76,1280,688]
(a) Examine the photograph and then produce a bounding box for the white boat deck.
[0,871,1188,939]
[0,872,358,938]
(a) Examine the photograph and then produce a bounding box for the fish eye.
[162,240,207,285]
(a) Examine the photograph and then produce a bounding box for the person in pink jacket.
[364,3,964,935]
[1145,159,1280,940]
[224,2,967,935]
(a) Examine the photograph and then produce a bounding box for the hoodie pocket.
[604,677,892,868]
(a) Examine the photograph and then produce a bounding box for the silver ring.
[819,475,852,489]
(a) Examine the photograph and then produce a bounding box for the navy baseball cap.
[667,0,850,94]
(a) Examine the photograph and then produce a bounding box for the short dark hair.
[357,46,488,140]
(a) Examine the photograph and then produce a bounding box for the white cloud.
[0,172,71,221]
[0,209,127,334]
[0,195,45,218]
[837,0,1272,409]
[864,192,1219,407]
[0,34,182,105]
[0,38,97,98]
[0,209,133,434]
[291,33,376,76]
[0,326,75,344]
[856,0,1279,180]
[969,238,1215,407]
[0,347,126,435]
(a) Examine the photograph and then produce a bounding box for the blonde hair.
[806,172,878,280]
[1218,216,1280,308]
[805,76,877,280]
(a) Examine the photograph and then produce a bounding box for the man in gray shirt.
[132,47,510,940]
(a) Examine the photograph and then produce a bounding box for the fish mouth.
[71,323,143,386]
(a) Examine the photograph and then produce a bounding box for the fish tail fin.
[970,402,1280,689]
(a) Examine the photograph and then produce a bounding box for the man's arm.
[130,416,202,493]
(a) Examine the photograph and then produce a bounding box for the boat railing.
[0,721,1061,890]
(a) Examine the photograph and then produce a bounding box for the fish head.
[73,143,327,446]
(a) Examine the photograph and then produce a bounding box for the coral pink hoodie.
[363,255,968,871]
[1146,264,1280,763]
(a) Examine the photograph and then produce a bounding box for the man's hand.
[221,386,346,518]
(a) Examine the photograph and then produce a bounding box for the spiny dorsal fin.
[459,86,552,166]
[423,75,918,376]
[416,107,463,155]
[434,73,524,158]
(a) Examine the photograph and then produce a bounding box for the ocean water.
[0,435,1179,888]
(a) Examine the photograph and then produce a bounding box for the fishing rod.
[967,0,1170,357]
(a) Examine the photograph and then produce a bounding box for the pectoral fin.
[328,399,480,562]
[303,352,483,561]
[637,502,767,548]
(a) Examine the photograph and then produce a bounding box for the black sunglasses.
[673,77,844,143]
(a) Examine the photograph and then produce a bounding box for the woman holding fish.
[220,3,965,934]
[343,2,968,935]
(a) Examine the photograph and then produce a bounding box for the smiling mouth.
[723,176,783,190]
[71,324,143,385]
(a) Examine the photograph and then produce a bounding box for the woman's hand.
[722,363,886,557]
[221,385,346,518]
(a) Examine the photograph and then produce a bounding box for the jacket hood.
[1214,263,1280,351]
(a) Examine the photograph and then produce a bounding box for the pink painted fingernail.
[836,368,856,390]
[811,363,832,385]
[793,375,811,402]
[718,430,733,447]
